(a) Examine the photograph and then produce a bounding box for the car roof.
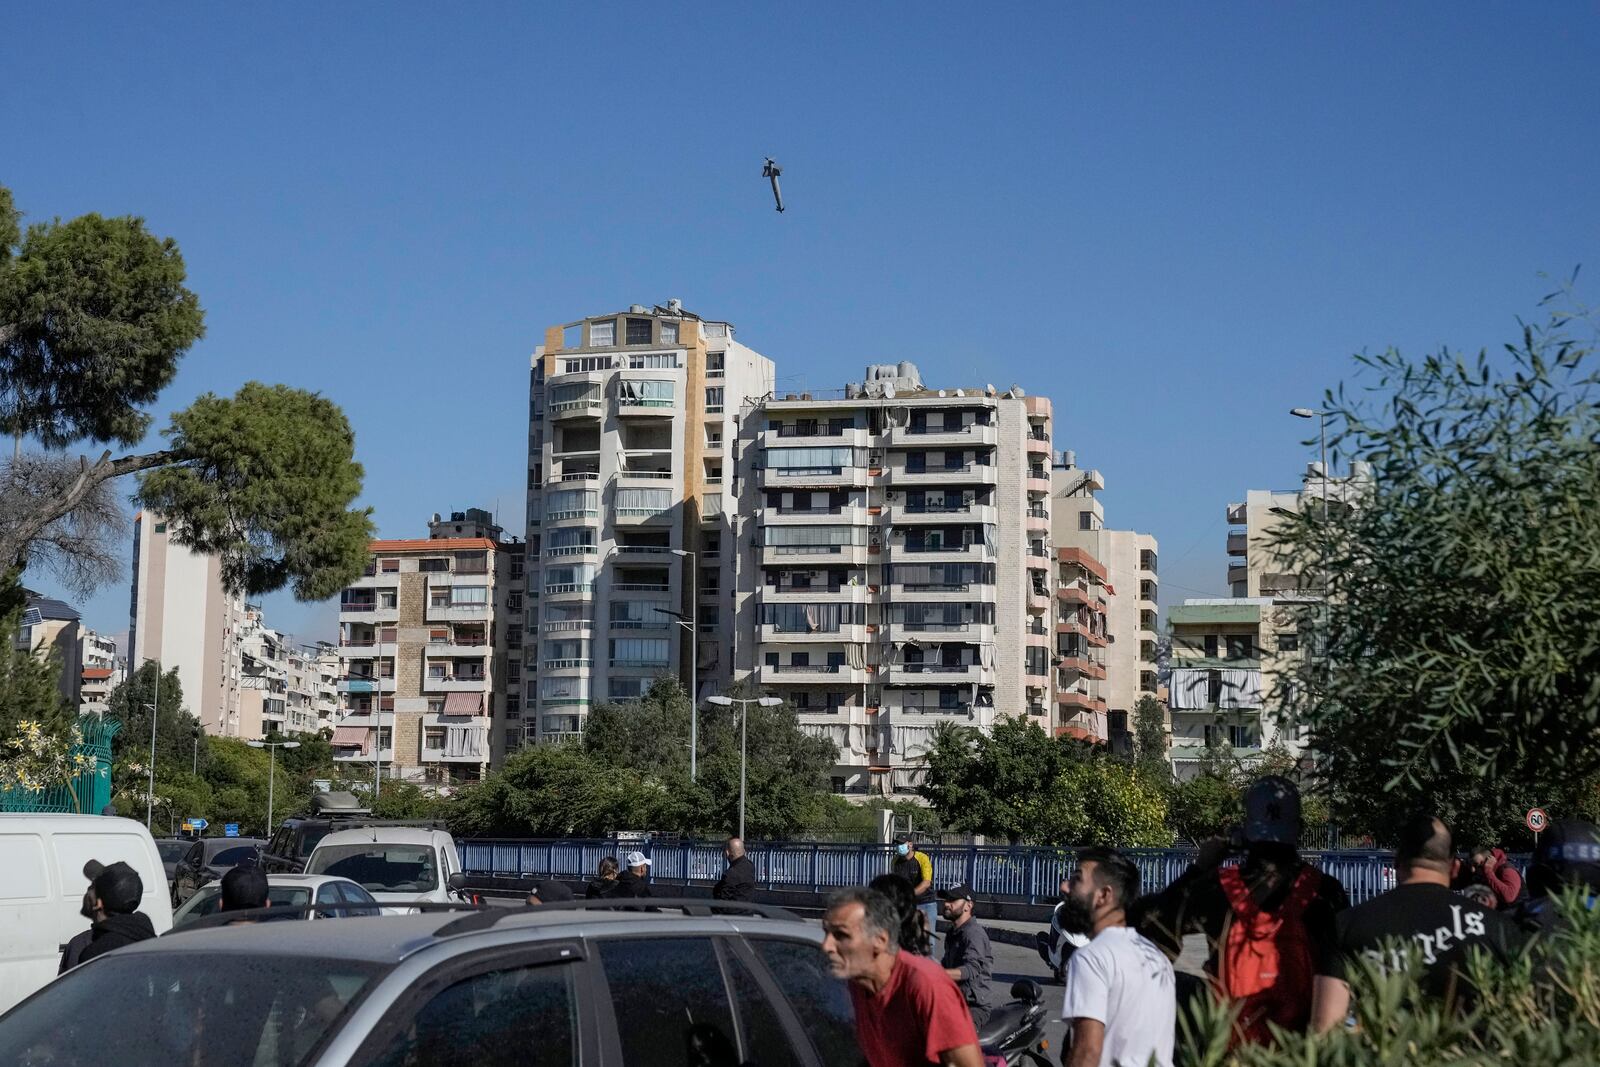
[127,907,821,965]
[315,827,450,847]
[203,837,264,850]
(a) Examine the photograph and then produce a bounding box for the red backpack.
[1216,865,1321,1045]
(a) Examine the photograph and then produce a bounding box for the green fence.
[0,715,120,815]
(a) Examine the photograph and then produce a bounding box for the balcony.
[1227,561,1249,586]
[550,396,604,420]
[890,541,995,564]
[1227,531,1248,556]
[1026,507,1050,534]
[425,640,490,659]
[884,662,994,686]
[887,422,998,449]
[768,504,866,526]
[1026,474,1052,496]
[336,676,396,694]
[759,465,869,490]
[1057,690,1108,714]
[895,581,997,602]
[757,663,869,687]
[1056,580,1105,607]
[892,465,998,487]
[339,600,399,622]
[425,601,493,621]
[615,468,676,485]
[760,543,870,567]
[541,658,593,673]
[887,503,996,526]
[1056,655,1107,681]
[613,505,674,526]
[759,623,870,645]
[422,673,490,693]
[541,618,595,635]
[541,583,596,602]
[1026,435,1051,456]
[1057,618,1108,647]
[758,583,870,605]
[760,426,869,449]
[615,397,677,418]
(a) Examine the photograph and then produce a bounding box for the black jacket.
[58,928,94,973]
[617,870,653,898]
[76,912,156,966]
[713,855,757,902]
[586,877,622,900]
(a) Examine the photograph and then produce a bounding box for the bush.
[1179,891,1600,1065]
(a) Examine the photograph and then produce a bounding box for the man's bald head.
[1396,814,1454,880]
[725,837,746,860]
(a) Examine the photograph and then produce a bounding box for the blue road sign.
[186,817,209,832]
[224,823,240,837]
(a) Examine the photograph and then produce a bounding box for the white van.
[0,814,174,1013]
[305,826,469,914]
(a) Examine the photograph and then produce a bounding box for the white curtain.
[1219,669,1264,709]
[1170,668,1210,709]
[846,644,866,670]
[445,725,486,758]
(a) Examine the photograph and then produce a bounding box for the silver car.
[0,902,857,1067]
[169,874,380,929]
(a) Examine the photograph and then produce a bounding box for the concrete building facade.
[330,508,522,786]
[129,511,247,736]
[1051,453,1160,750]
[730,364,1055,798]
[524,303,775,742]
[15,590,82,711]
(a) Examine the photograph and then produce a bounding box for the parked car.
[0,901,856,1066]
[0,814,173,1015]
[304,827,469,913]
[258,791,447,875]
[153,837,193,884]
[169,874,380,928]
[170,837,266,905]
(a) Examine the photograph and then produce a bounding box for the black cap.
[530,879,574,902]
[937,882,974,902]
[1529,819,1600,897]
[1242,776,1301,847]
[91,861,143,914]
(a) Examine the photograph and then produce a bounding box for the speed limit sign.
[1526,808,1549,834]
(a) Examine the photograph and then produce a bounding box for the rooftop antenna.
[763,158,785,213]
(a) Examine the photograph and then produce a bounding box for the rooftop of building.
[21,590,79,623]
[81,668,113,680]
[763,361,1031,407]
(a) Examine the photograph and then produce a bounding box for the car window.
[362,962,575,1067]
[337,882,381,913]
[0,952,382,1066]
[207,846,259,867]
[750,938,858,1067]
[307,845,438,892]
[157,841,191,863]
[267,829,289,857]
[185,843,204,867]
[597,938,738,1067]
[724,948,805,1067]
[174,887,223,926]
[297,826,331,858]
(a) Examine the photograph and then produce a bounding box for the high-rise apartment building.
[730,363,1055,798]
[523,302,775,741]
[330,508,522,785]
[128,512,248,735]
[286,643,340,733]
[1051,452,1160,750]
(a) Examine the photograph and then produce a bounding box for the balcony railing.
[543,659,592,670]
[897,663,976,674]
[776,505,844,515]
[900,543,976,554]
[773,664,842,674]
[614,583,670,592]
[611,659,672,670]
[904,464,971,475]
[544,583,596,595]
[775,425,848,438]
[903,503,970,514]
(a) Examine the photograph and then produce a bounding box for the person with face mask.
[937,882,996,1029]
[1059,849,1175,1067]
[892,836,937,954]
[58,862,103,973]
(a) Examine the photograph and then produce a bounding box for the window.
[546,488,599,519]
[560,355,615,373]
[611,600,669,628]
[419,558,449,572]
[1230,724,1258,748]
[659,320,678,344]
[626,317,653,344]
[616,487,672,516]
[626,352,680,369]
[1277,631,1300,652]
[617,379,674,405]
[1079,511,1094,531]
[1203,635,1219,658]
[550,382,602,409]
[725,950,805,1067]
[750,938,859,1067]
[610,638,670,667]
[598,938,737,1067]
[1225,635,1253,659]
[705,386,725,411]
[363,962,576,1067]
[588,319,615,346]
[153,521,167,533]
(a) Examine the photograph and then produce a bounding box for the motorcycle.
[977,978,1053,1066]
[1034,900,1090,981]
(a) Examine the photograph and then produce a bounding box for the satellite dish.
[884,384,896,399]
[1008,386,1024,399]
[937,389,946,398]
[953,388,964,397]
[985,383,997,396]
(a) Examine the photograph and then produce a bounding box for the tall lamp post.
[247,739,300,832]
[705,694,783,840]
[1289,408,1330,523]
[142,700,158,829]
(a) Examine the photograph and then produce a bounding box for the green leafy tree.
[1272,291,1600,845]
[0,182,371,615]
[0,574,72,737]
[107,661,197,773]
[922,717,1086,842]
[1132,695,1169,779]
[448,744,684,839]
[1165,773,1243,844]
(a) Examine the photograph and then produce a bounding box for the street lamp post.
[1289,408,1330,523]
[144,657,161,829]
[247,739,301,832]
[706,694,783,840]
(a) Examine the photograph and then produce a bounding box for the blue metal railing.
[459,838,1468,906]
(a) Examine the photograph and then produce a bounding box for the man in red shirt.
[821,886,984,1067]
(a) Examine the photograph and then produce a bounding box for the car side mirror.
[447,872,467,891]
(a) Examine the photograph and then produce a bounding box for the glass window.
[765,446,856,471]
[704,386,725,409]
[588,319,615,346]
[616,488,673,515]
[750,938,858,1067]
[598,938,737,1067]
[0,953,381,1066]
[306,844,439,892]
[617,379,675,404]
[625,318,653,345]
[207,846,260,867]
[364,963,576,1067]
[725,950,804,1067]
[659,321,678,344]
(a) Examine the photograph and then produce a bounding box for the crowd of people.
[825,781,1600,1067]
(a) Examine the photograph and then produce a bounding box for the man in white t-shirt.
[1059,848,1175,1067]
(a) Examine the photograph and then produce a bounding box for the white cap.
[624,851,652,867]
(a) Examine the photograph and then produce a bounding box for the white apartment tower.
[731,364,1055,798]
[128,511,248,736]
[524,302,775,741]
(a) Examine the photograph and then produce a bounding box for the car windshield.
[0,952,383,1066]
[307,844,438,892]
[156,841,190,863]
[206,846,259,867]
[174,886,313,928]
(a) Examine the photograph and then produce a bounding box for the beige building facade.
[330,509,523,786]
[524,302,775,742]
[730,364,1055,797]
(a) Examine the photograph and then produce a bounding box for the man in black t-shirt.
[1312,814,1522,1031]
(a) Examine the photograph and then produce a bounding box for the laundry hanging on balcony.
[846,644,867,670]
[1218,669,1264,709]
[444,724,487,759]
[1169,668,1210,709]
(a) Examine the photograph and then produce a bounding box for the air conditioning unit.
[868,449,883,464]
[868,533,882,549]
[884,491,899,502]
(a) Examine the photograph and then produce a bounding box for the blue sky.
[6,3,1597,646]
